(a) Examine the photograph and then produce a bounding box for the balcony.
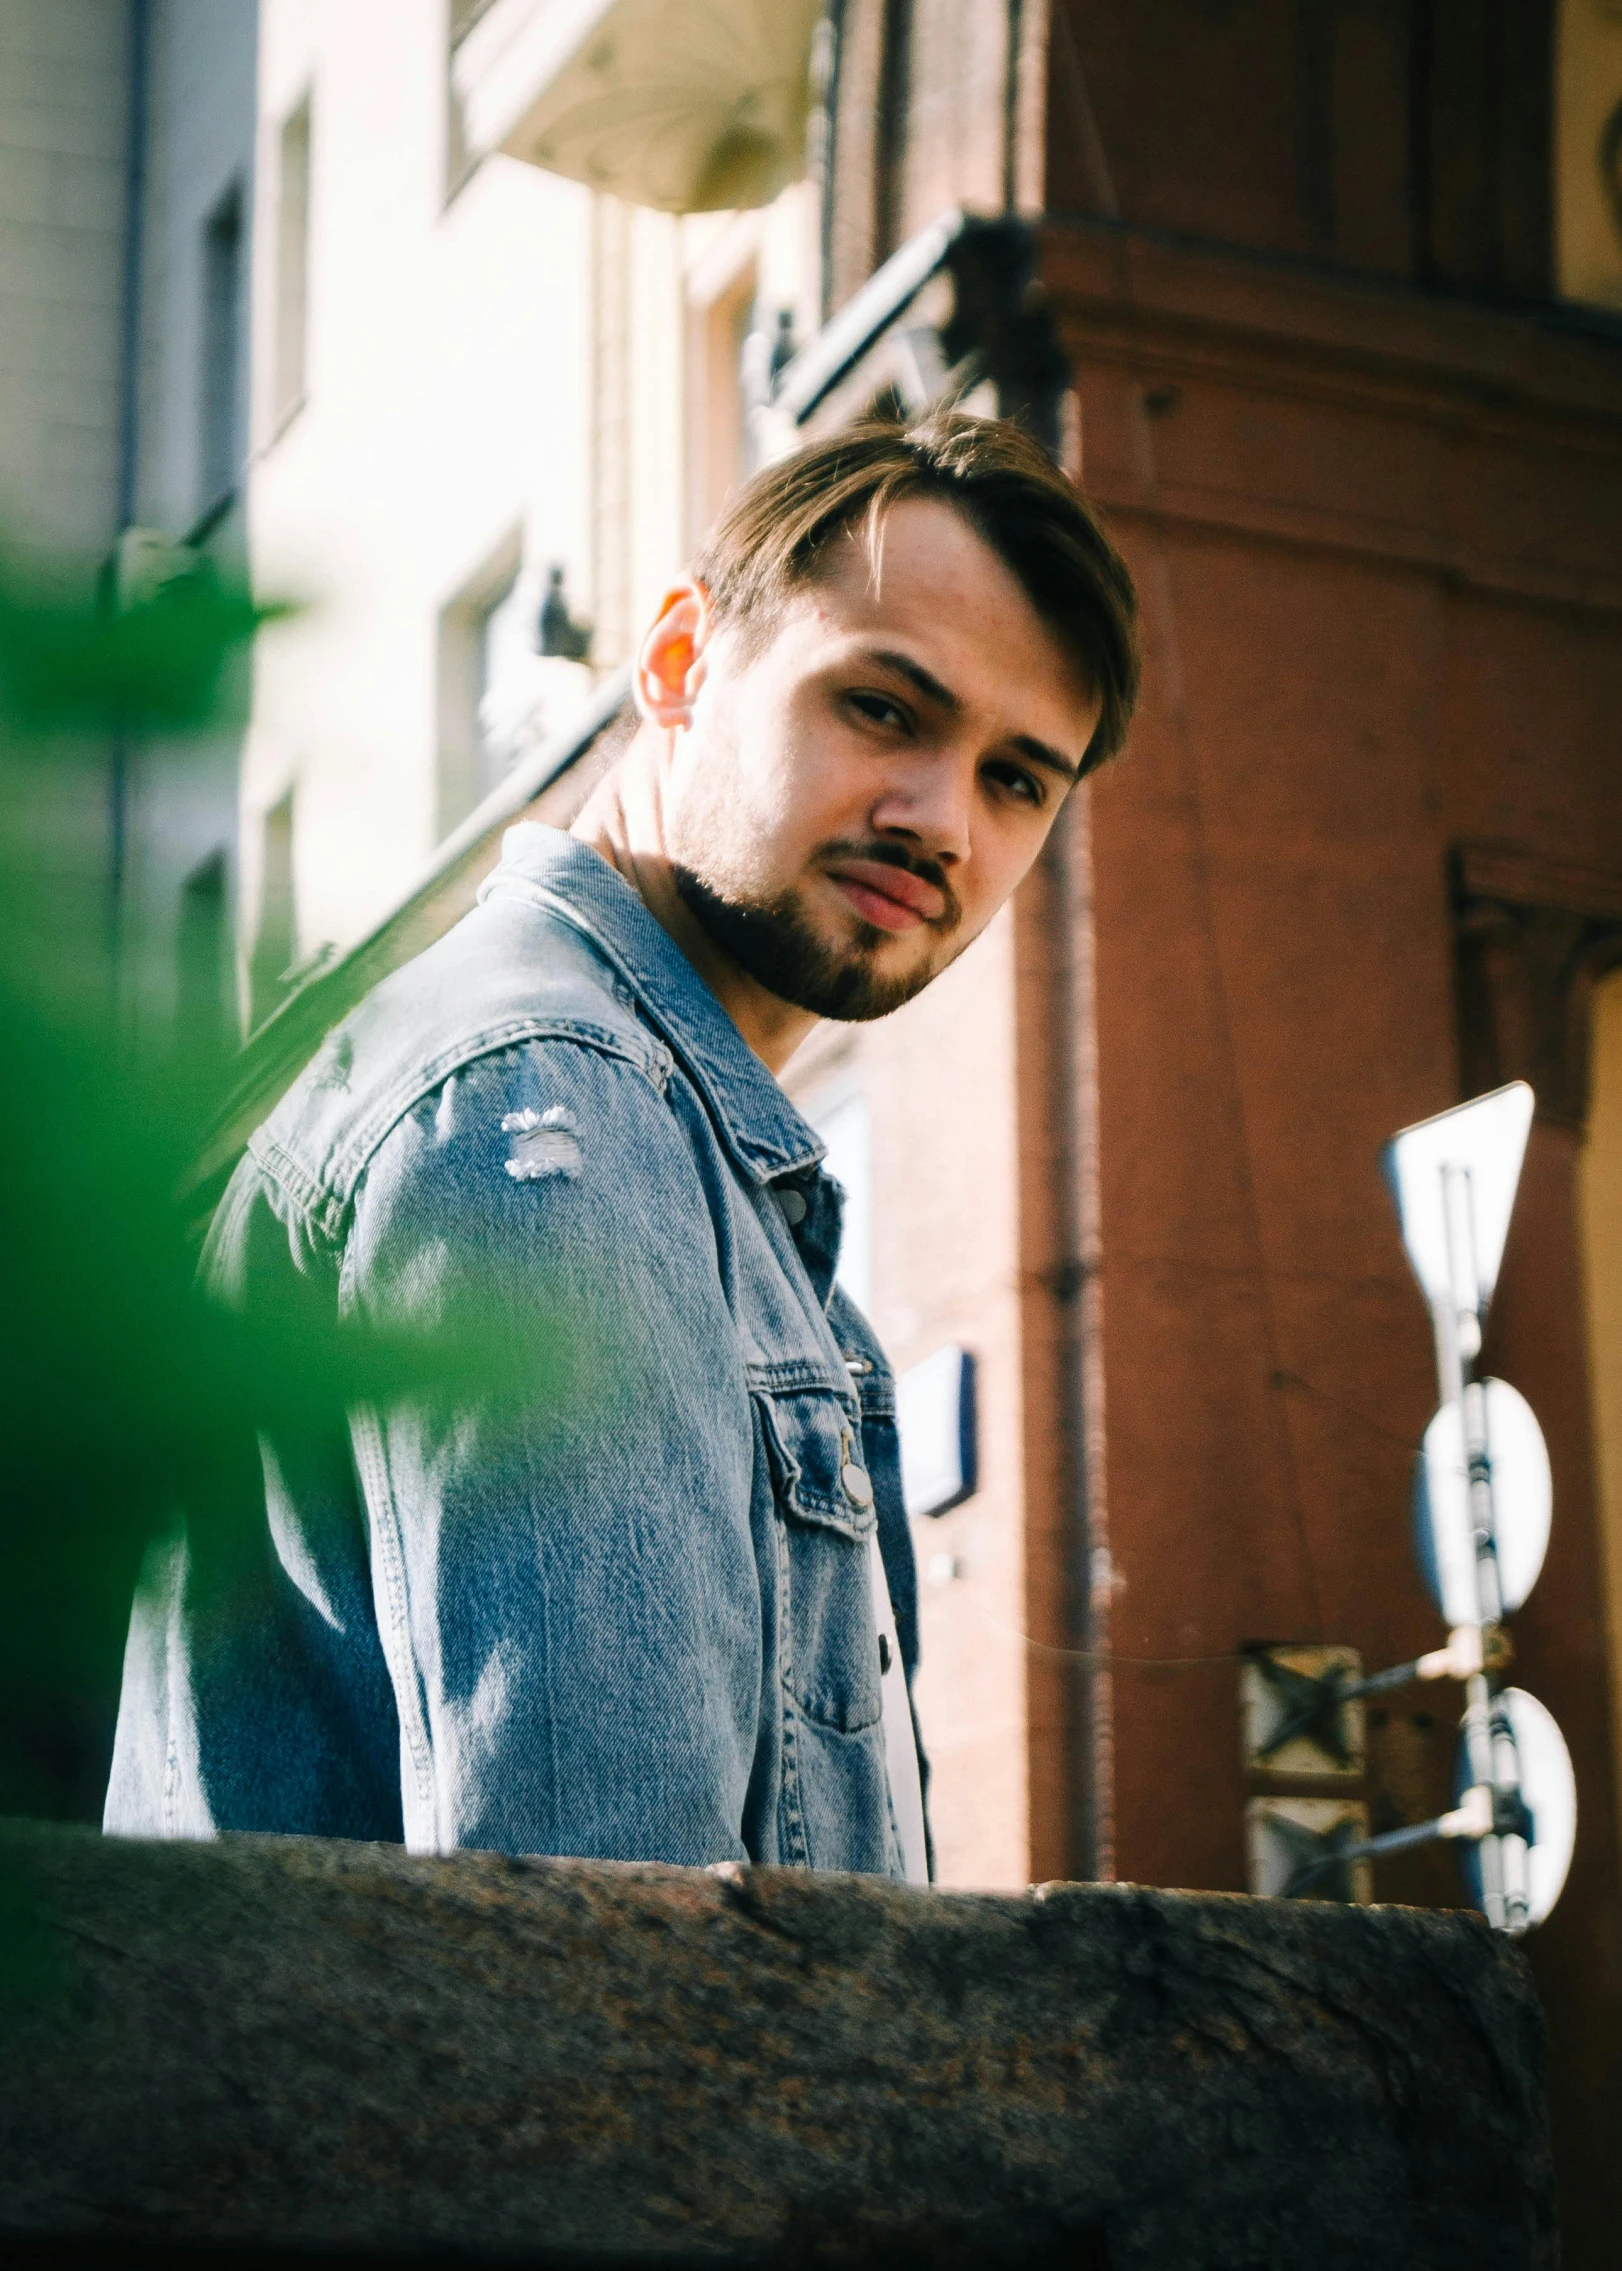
[451,0,821,213]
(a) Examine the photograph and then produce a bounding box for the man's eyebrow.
[862,647,963,713]
[860,646,1084,784]
[1010,734,1083,784]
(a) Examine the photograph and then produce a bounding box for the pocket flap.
[758,1391,876,1543]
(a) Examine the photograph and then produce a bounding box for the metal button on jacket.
[776,1186,807,1226]
[842,1461,874,1507]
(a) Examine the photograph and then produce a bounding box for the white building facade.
[0,0,257,1042]
[239,0,821,1019]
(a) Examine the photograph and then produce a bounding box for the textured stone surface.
[0,1821,1554,2268]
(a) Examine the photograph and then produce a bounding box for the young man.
[105,412,1138,1880]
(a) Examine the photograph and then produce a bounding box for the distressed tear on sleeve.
[502,1105,583,1182]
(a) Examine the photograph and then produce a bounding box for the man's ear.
[635,578,713,729]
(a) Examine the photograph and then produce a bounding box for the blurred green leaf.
[0,549,287,740]
[0,537,580,2009]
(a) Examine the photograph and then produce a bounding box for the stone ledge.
[0,1820,1554,2269]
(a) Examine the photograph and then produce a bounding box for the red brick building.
[797,3,1622,2256]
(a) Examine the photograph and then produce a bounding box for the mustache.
[815,838,962,932]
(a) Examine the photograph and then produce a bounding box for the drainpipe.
[1002,258,1109,1879]
[1002,0,1024,212]
[1044,785,1113,1885]
[812,0,846,326]
[109,0,151,979]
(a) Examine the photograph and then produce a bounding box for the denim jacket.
[104,826,927,1878]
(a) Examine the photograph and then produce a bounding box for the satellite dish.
[1413,1379,1553,1627]
[1383,1083,1534,1319]
[1456,1688,1577,1929]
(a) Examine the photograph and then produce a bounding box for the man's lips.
[823,858,947,933]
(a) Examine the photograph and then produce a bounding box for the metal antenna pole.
[1435,1163,1529,1934]
[1373,1084,1568,1937]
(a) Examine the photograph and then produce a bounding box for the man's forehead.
[811,493,1016,611]
[775,499,1099,744]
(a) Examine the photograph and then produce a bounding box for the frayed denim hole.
[501,1104,583,1182]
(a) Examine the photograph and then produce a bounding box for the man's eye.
[984,759,1045,808]
[846,690,910,732]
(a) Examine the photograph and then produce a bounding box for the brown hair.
[693,411,1140,771]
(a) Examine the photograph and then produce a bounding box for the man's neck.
[570,731,819,1077]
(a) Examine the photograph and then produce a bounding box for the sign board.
[1383,1082,1533,1318]
[1240,1646,1365,1784]
[1456,1688,1577,1930]
[1413,1379,1552,1628]
[896,1345,977,1520]
[1246,1797,1373,1905]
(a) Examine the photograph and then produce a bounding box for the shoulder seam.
[247,1130,344,1245]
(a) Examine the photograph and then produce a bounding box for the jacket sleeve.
[343,1034,762,1864]
[104,1149,407,1843]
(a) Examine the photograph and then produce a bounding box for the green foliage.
[0,549,278,739]
[0,546,573,2008]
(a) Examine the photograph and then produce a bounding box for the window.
[438,530,596,835]
[199,181,244,516]
[177,846,232,1057]
[435,534,521,815]
[274,97,312,432]
[446,0,502,198]
[476,570,535,768]
[248,790,297,1028]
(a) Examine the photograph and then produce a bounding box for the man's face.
[660,495,1102,1022]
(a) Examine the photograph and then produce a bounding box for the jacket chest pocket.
[757,1390,882,1735]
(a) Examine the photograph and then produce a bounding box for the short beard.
[673,861,950,1022]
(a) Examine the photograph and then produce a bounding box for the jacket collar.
[481,825,826,1186]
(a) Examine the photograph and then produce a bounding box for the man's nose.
[868,755,972,867]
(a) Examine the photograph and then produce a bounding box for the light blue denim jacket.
[105,826,925,1877]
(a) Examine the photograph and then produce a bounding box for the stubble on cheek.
[663,677,974,1019]
[666,704,791,903]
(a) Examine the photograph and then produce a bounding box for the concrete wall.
[0,1820,1559,2269]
